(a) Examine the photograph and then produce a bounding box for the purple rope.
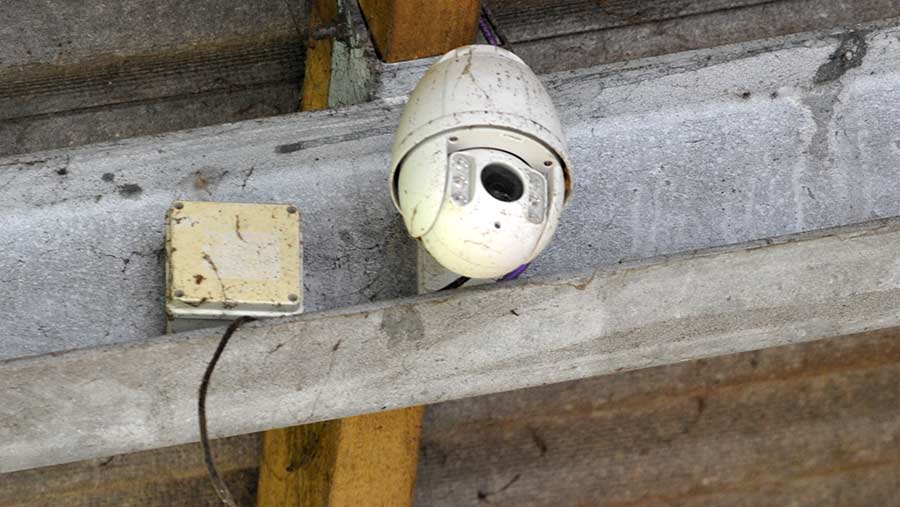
[500,263,529,281]
[478,16,501,46]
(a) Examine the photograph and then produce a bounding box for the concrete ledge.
[2,218,900,473]
[3,22,900,361]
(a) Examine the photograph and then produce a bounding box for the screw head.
[288,293,299,302]
[287,205,298,214]
[174,289,185,298]
[173,201,184,209]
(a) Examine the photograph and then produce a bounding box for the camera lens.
[481,163,524,202]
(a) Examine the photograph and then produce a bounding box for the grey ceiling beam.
[3,21,900,362]
[2,217,900,473]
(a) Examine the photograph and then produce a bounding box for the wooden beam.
[257,2,422,504]
[258,421,338,506]
[258,1,334,502]
[257,410,423,506]
[300,0,339,111]
[358,0,481,62]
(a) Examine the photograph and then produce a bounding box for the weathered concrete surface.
[3,22,900,360]
[2,217,900,473]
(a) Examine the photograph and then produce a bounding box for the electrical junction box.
[165,200,302,332]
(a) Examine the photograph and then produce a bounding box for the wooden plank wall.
[484,0,900,73]
[0,1,307,156]
[2,327,898,505]
[0,435,262,507]
[415,327,900,506]
[485,0,774,41]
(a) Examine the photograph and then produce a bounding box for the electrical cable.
[439,275,471,291]
[440,263,530,291]
[200,267,525,505]
[199,316,256,507]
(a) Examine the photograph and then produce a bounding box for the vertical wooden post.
[358,0,481,62]
[257,2,337,504]
[257,409,424,506]
[258,405,423,506]
[300,0,339,111]
[257,1,447,505]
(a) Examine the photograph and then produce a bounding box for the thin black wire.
[199,316,256,507]
[200,274,470,506]
[439,276,470,291]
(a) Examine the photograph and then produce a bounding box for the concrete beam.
[3,21,900,362]
[2,218,900,472]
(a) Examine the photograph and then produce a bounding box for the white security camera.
[390,45,573,279]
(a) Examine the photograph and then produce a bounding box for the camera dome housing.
[390,45,573,278]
